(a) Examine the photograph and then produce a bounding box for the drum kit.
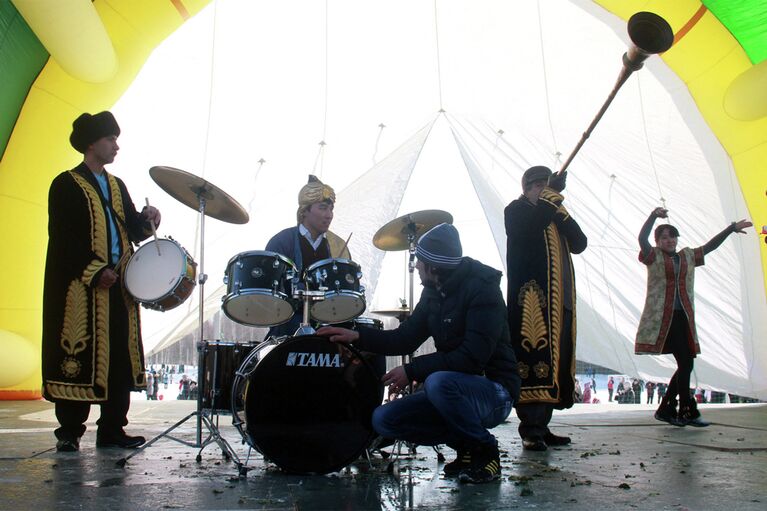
[117,165,452,475]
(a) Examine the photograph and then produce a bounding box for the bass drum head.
[243,335,382,474]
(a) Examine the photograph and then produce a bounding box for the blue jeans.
[372,371,512,449]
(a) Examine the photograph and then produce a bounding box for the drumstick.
[145,197,161,256]
[114,249,131,276]
[340,232,353,257]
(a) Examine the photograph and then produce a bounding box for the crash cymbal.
[149,166,249,224]
[372,209,453,251]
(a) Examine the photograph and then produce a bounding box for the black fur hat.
[69,111,120,153]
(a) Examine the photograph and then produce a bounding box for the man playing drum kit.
[42,111,161,452]
[264,175,351,337]
[318,223,520,484]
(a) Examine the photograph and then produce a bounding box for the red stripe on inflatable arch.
[170,0,191,21]
[674,4,708,45]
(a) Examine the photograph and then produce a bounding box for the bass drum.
[232,335,383,474]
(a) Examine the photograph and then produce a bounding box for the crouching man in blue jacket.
[318,223,520,484]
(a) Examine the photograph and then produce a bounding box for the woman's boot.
[679,400,710,427]
[654,396,683,426]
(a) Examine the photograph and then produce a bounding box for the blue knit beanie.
[416,223,462,268]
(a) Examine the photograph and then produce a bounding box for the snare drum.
[124,238,197,311]
[222,251,297,327]
[304,258,366,323]
[231,335,383,474]
[200,341,258,412]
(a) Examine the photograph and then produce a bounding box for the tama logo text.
[286,352,342,368]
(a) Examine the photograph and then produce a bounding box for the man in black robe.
[42,111,161,452]
[505,166,587,451]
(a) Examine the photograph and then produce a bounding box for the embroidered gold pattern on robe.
[107,175,144,389]
[519,281,548,353]
[518,221,566,405]
[517,362,530,380]
[533,361,550,379]
[59,280,90,378]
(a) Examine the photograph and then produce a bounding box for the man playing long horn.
[505,166,587,451]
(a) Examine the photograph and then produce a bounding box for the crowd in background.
[142,364,198,401]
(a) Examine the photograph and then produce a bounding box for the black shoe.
[458,442,501,484]
[544,432,571,446]
[654,400,684,427]
[56,437,80,452]
[678,405,710,428]
[522,438,548,451]
[443,449,472,477]
[683,416,710,427]
[96,431,146,449]
[655,406,685,426]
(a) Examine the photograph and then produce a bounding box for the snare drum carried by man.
[318,223,520,484]
[264,175,351,337]
[42,111,161,452]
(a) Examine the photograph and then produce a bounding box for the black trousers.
[54,283,134,441]
[515,309,574,440]
[662,310,696,407]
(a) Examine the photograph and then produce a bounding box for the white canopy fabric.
[120,1,765,398]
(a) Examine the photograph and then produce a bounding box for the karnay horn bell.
[558,12,674,175]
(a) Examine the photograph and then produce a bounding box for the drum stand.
[293,288,326,336]
[118,193,245,475]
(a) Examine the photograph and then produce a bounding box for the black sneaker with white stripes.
[458,441,501,484]
[443,449,472,477]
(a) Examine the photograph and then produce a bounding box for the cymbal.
[371,308,411,316]
[373,209,453,251]
[149,166,249,224]
[371,308,411,320]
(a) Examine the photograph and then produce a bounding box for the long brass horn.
[558,12,673,174]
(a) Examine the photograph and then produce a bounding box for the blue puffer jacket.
[356,257,520,399]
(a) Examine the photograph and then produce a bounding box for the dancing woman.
[634,207,751,427]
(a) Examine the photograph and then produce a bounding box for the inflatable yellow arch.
[0,0,210,399]
[0,0,765,400]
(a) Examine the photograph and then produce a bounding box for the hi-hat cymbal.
[149,166,249,224]
[373,209,453,251]
[371,308,411,318]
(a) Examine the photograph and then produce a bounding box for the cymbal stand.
[118,189,243,474]
[387,224,446,473]
[387,227,418,470]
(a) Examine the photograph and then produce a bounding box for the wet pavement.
[0,399,765,510]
